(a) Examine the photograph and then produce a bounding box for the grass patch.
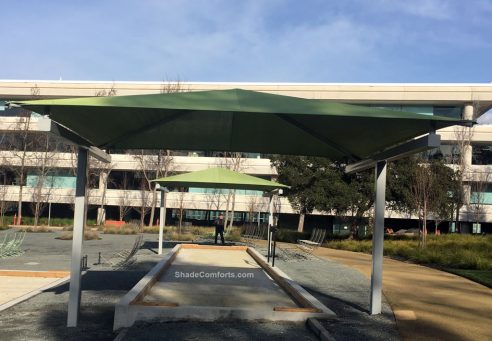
[0,225,11,231]
[324,234,492,270]
[15,217,97,227]
[17,226,54,233]
[445,269,492,288]
[56,231,101,240]
[103,227,138,235]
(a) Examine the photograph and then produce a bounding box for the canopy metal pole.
[67,147,89,327]
[267,195,274,259]
[158,188,167,255]
[370,160,387,315]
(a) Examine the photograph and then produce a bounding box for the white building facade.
[1,81,492,231]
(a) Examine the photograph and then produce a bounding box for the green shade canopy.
[14,89,470,161]
[152,167,289,192]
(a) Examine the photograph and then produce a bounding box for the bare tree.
[411,162,434,248]
[88,157,114,225]
[203,188,221,224]
[0,166,13,226]
[117,172,132,221]
[29,133,58,226]
[160,79,188,94]
[127,80,184,227]
[215,152,246,232]
[174,188,187,234]
[246,195,260,223]
[134,178,152,227]
[7,112,35,224]
[451,100,481,231]
[468,170,490,232]
[94,83,117,97]
[133,150,174,226]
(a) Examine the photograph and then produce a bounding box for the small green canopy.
[152,167,289,192]
[13,89,470,162]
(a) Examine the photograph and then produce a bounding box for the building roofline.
[1,79,492,87]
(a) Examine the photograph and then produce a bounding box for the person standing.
[214,213,225,245]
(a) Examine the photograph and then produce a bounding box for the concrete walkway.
[0,276,60,305]
[313,247,492,341]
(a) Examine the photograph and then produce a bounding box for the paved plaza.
[3,229,489,340]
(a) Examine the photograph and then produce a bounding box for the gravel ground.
[0,231,400,340]
[265,245,401,341]
[122,321,317,340]
[0,229,162,271]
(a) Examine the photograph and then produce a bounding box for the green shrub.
[103,227,138,235]
[17,226,54,233]
[15,217,97,227]
[142,226,161,234]
[275,230,310,244]
[56,231,101,240]
[324,234,492,270]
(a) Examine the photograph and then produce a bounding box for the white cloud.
[375,0,454,20]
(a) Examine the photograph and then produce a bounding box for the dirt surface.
[145,248,297,308]
[314,247,492,341]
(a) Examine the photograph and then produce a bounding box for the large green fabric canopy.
[14,89,469,161]
[152,167,288,192]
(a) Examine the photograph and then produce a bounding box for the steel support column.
[267,195,274,259]
[158,188,167,255]
[67,147,89,327]
[370,160,387,315]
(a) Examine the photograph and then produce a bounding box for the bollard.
[272,237,277,267]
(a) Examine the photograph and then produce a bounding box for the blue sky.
[1,0,491,84]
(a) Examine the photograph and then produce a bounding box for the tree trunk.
[422,201,427,247]
[224,191,232,228]
[148,186,157,227]
[17,174,24,224]
[227,190,237,232]
[297,213,305,232]
[179,209,183,234]
[455,204,460,233]
[98,185,107,226]
[140,207,145,227]
[34,200,40,227]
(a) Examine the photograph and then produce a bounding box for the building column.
[462,103,474,211]
[463,103,474,120]
[463,103,474,167]
[67,148,89,327]
[370,160,386,315]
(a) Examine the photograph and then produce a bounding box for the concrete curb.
[113,327,128,341]
[307,318,336,341]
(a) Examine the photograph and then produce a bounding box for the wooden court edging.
[247,247,335,316]
[0,270,69,278]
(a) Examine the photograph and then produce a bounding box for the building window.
[426,144,460,163]
[472,145,492,165]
